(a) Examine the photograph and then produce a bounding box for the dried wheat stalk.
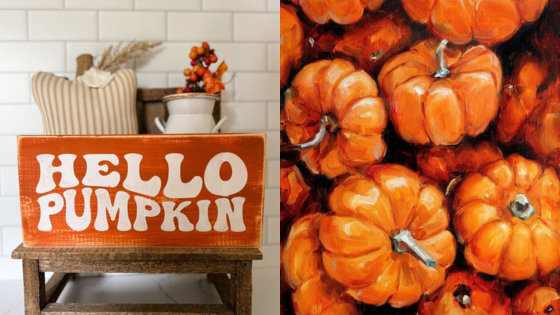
[96,40,162,72]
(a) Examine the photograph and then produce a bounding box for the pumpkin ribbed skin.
[513,284,560,315]
[401,0,548,45]
[283,59,387,178]
[497,54,548,143]
[453,154,560,280]
[378,39,502,146]
[291,0,385,25]
[280,4,305,89]
[281,213,323,289]
[280,165,311,221]
[418,271,511,315]
[417,141,503,185]
[332,14,412,73]
[524,79,560,163]
[320,165,456,308]
[293,273,361,315]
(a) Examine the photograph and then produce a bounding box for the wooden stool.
[12,244,262,315]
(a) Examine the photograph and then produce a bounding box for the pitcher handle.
[154,117,167,134]
[212,116,228,133]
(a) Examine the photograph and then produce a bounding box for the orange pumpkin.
[281,4,305,89]
[283,59,387,178]
[496,54,548,143]
[332,13,413,73]
[320,165,456,307]
[291,0,385,25]
[453,154,560,280]
[524,79,560,164]
[280,165,311,222]
[401,0,548,45]
[282,213,323,290]
[378,38,502,145]
[293,273,360,315]
[513,284,560,315]
[418,271,511,315]
[417,141,503,185]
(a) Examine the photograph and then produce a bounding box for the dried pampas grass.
[96,40,162,72]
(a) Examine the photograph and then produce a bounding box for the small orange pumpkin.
[378,38,502,145]
[524,79,560,165]
[496,54,548,143]
[282,213,323,289]
[293,273,360,315]
[281,4,305,89]
[513,284,560,315]
[291,0,385,25]
[453,154,560,280]
[283,59,387,178]
[401,0,548,45]
[320,165,456,308]
[417,141,503,186]
[280,165,311,222]
[418,271,511,315]
[332,13,412,73]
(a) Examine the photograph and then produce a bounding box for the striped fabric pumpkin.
[32,69,138,135]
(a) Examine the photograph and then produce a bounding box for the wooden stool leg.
[22,259,46,315]
[207,273,216,284]
[232,261,252,315]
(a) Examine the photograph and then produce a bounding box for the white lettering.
[133,196,161,231]
[204,153,248,197]
[37,193,64,231]
[163,154,202,198]
[214,197,246,232]
[82,154,120,187]
[65,188,92,231]
[94,189,131,231]
[123,154,161,197]
[161,201,194,232]
[36,154,79,194]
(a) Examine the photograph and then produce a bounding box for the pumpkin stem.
[453,285,472,308]
[283,116,330,151]
[509,193,536,219]
[308,37,315,47]
[433,39,451,79]
[370,49,386,62]
[392,230,437,267]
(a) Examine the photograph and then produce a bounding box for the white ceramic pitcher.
[155,93,227,134]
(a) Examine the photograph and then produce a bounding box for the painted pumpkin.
[332,13,413,73]
[418,271,511,315]
[378,39,502,145]
[280,165,311,222]
[524,79,560,165]
[454,154,560,280]
[417,141,503,186]
[496,54,548,143]
[283,59,387,178]
[281,4,305,89]
[291,0,385,25]
[320,165,456,308]
[513,284,560,315]
[401,0,548,45]
[282,213,324,289]
[293,273,360,315]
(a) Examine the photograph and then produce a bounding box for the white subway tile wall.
[0,0,280,280]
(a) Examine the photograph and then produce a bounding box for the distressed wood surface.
[232,261,252,315]
[39,259,235,274]
[18,134,266,248]
[12,244,263,260]
[213,274,232,307]
[41,303,234,314]
[23,259,46,315]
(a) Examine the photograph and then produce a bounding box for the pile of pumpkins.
[280,0,560,314]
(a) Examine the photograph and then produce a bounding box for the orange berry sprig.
[176,41,227,94]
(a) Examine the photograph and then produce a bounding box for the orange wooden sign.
[17,134,266,248]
